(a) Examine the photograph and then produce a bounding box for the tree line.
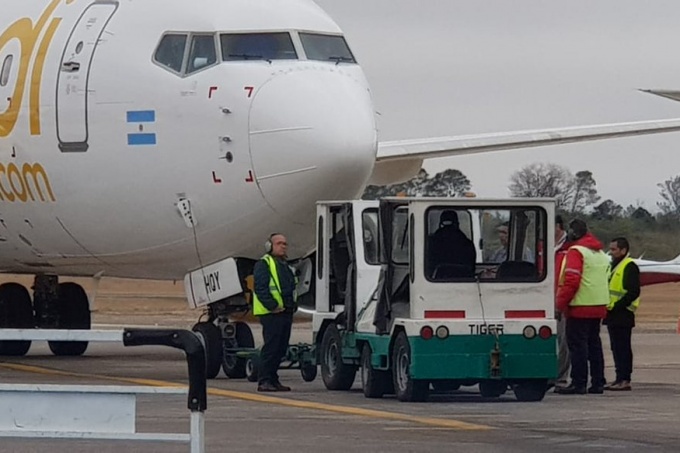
[362,163,680,260]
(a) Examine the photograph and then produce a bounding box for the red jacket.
[555,233,608,319]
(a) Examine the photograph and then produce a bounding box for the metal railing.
[0,328,207,453]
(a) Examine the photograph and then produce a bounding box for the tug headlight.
[435,326,449,339]
[522,325,537,339]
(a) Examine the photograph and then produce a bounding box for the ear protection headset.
[265,233,281,254]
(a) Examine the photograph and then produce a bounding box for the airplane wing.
[377,118,680,162]
[370,118,680,185]
[640,89,680,103]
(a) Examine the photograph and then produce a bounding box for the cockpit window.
[220,33,297,61]
[299,33,356,64]
[154,34,187,73]
[187,35,217,74]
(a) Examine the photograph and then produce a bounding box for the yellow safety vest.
[252,255,284,316]
[252,255,298,316]
[559,245,610,307]
[608,256,641,313]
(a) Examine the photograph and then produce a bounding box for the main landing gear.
[0,275,91,357]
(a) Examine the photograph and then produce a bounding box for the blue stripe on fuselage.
[126,110,156,123]
[127,133,157,145]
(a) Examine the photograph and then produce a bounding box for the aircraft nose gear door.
[56,0,119,152]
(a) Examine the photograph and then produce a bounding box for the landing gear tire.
[513,379,548,402]
[222,322,254,379]
[48,283,90,357]
[479,380,506,398]
[192,322,223,379]
[0,283,34,356]
[246,356,259,382]
[301,362,318,382]
[320,324,356,390]
[392,331,429,402]
[361,343,390,399]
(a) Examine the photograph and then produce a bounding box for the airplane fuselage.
[0,0,378,279]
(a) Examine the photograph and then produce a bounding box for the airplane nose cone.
[249,69,377,223]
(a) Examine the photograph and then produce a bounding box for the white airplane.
[635,255,680,286]
[2,0,680,362]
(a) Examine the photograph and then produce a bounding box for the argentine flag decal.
[127,110,157,146]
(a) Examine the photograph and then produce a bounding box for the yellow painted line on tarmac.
[0,362,190,388]
[0,362,491,431]
[205,387,491,430]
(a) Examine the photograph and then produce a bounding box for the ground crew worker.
[553,215,571,391]
[252,233,297,392]
[604,237,640,391]
[555,219,609,395]
[488,223,534,263]
[428,210,476,279]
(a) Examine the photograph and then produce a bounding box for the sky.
[314,0,680,211]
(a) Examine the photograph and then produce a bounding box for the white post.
[190,411,205,453]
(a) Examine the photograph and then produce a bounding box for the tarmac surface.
[1,322,679,453]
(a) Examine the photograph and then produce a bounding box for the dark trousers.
[556,314,571,384]
[258,313,292,385]
[566,318,605,388]
[607,325,633,382]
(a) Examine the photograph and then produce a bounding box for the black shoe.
[257,382,279,392]
[274,383,291,392]
[607,381,632,391]
[588,386,604,394]
[555,384,586,395]
[604,381,621,390]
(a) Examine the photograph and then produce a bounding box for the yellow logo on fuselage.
[0,1,76,203]
[0,162,55,202]
[0,0,74,137]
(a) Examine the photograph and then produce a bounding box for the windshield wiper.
[228,53,270,62]
[328,56,354,65]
